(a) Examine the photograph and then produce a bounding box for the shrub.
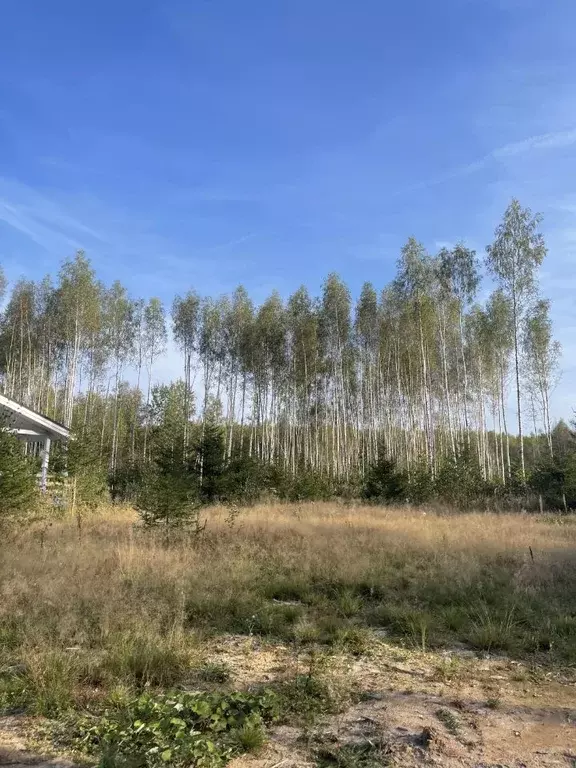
[65,436,109,507]
[274,673,340,723]
[335,626,374,656]
[529,454,576,509]
[434,449,486,507]
[0,426,38,521]
[285,468,334,502]
[272,654,350,724]
[435,707,461,736]
[109,461,143,503]
[218,455,265,505]
[405,463,435,504]
[362,453,407,502]
[136,469,199,527]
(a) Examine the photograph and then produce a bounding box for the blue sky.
[1,0,576,416]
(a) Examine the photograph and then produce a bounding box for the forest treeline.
[1,198,575,515]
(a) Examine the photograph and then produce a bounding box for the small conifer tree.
[0,427,38,520]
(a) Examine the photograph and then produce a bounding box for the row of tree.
[0,199,571,512]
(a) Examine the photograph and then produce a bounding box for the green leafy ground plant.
[71,689,280,768]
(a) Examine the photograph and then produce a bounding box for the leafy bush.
[284,467,335,502]
[73,689,279,768]
[362,446,490,508]
[405,463,435,505]
[110,461,143,503]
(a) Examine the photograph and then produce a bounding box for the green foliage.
[195,662,231,684]
[286,467,339,501]
[0,652,78,717]
[0,209,569,513]
[434,449,486,507]
[73,689,279,768]
[195,415,226,503]
[363,446,495,508]
[273,670,343,724]
[334,627,374,656]
[111,462,144,503]
[259,462,336,502]
[362,452,407,502]
[405,462,435,505]
[102,635,191,689]
[66,435,109,507]
[0,426,38,520]
[218,455,266,505]
[136,382,201,525]
[466,604,519,653]
[136,468,199,527]
[146,382,191,471]
[529,453,576,509]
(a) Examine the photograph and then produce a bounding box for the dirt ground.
[0,717,74,768]
[218,636,576,768]
[1,636,574,768]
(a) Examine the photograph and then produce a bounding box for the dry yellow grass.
[203,500,576,551]
[0,502,575,707]
[1,503,575,767]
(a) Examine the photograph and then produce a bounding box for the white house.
[0,394,70,490]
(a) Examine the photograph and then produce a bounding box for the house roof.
[0,393,70,440]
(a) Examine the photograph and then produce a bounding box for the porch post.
[40,436,51,492]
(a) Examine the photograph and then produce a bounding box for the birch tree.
[395,240,435,468]
[522,298,560,456]
[437,244,479,444]
[484,290,514,479]
[55,252,102,427]
[172,291,200,448]
[355,282,379,469]
[319,274,353,476]
[143,298,167,458]
[104,281,136,474]
[486,199,546,480]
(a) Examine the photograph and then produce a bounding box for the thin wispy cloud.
[0,178,105,253]
[0,199,84,252]
[207,232,257,251]
[0,178,256,293]
[408,127,576,195]
[492,128,576,158]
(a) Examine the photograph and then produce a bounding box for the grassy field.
[1,503,575,766]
